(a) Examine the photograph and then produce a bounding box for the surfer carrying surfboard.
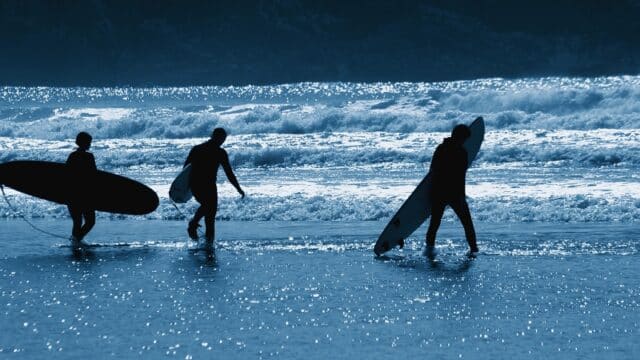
[66,132,97,244]
[374,117,483,257]
[425,124,479,259]
[184,128,245,247]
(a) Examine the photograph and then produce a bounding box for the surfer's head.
[75,132,92,150]
[211,127,227,146]
[451,124,471,144]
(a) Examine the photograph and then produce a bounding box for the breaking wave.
[1,76,640,141]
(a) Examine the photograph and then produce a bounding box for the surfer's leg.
[450,197,478,252]
[68,205,82,239]
[203,193,218,244]
[191,190,208,224]
[204,210,215,244]
[187,205,205,239]
[189,191,207,239]
[80,209,95,239]
[192,205,206,224]
[426,200,446,247]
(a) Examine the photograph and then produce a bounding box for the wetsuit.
[426,137,478,251]
[185,140,240,240]
[66,149,97,240]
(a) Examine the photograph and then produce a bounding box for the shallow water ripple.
[0,221,638,358]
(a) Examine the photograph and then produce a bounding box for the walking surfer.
[425,122,479,259]
[184,128,244,248]
[66,132,97,245]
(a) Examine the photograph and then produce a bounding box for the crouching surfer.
[184,128,245,250]
[66,132,97,245]
[425,123,479,259]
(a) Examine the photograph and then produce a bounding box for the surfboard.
[0,160,159,215]
[169,164,192,203]
[374,117,485,256]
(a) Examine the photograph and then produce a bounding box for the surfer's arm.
[88,153,97,171]
[65,152,75,165]
[429,146,443,172]
[184,148,195,168]
[459,148,468,172]
[221,150,245,198]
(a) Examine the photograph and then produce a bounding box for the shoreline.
[1,219,638,358]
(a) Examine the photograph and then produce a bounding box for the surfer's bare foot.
[203,236,214,249]
[423,245,437,260]
[188,221,200,240]
[465,249,479,258]
[203,241,216,259]
[70,235,86,249]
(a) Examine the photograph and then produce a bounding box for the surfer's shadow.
[424,258,474,274]
[65,245,157,264]
[377,253,474,275]
[187,247,218,269]
[70,246,97,262]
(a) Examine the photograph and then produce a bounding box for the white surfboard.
[374,117,485,256]
[169,164,193,203]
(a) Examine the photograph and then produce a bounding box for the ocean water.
[0,221,639,358]
[1,77,639,222]
[0,77,639,358]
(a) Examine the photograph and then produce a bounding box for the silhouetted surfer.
[425,124,478,259]
[66,132,97,244]
[184,128,244,248]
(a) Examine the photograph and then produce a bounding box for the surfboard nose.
[135,190,160,215]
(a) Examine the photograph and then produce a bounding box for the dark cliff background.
[1,0,639,86]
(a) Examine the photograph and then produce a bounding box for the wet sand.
[0,220,638,358]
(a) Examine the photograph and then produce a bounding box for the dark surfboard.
[0,161,159,215]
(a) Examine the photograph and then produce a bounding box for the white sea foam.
[2,76,640,140]
[0,77,638,222]
[1,129,638,168]
[2,184,639,222]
